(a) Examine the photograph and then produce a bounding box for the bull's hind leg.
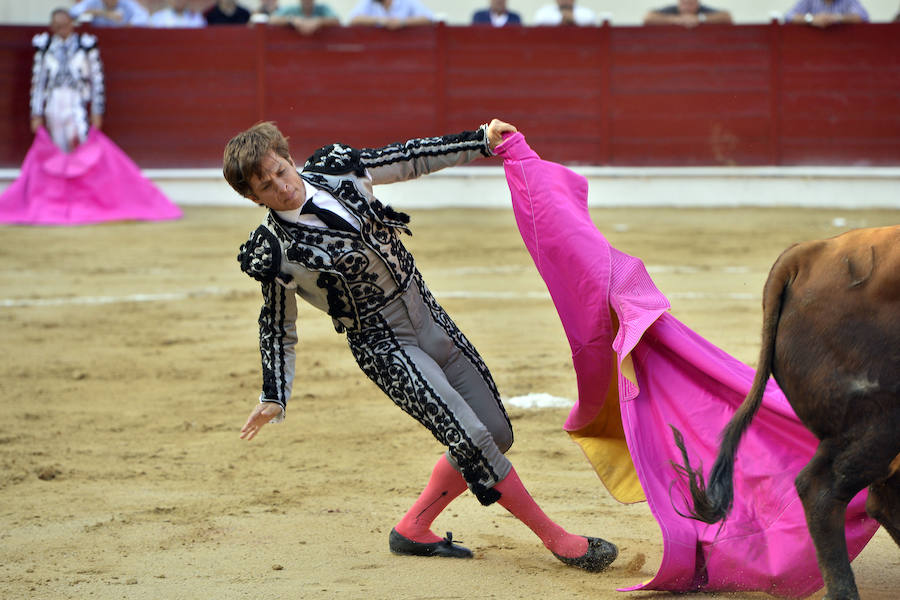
[866,469,900,548]
[796,438,874,600]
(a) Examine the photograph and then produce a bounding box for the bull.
[671,225,900,600]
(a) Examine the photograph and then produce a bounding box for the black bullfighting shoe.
[552,536,618,572]
[389,528,473,559]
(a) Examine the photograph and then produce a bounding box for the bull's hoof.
[822,586,861,600]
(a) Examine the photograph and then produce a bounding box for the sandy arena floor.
[1,206,898,600]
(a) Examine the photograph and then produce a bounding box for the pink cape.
[495,133,879,597]
[0,127,181,225]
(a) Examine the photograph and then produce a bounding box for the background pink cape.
[0,127,181,225]
[495,133,879,597]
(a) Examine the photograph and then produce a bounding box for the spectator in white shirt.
[70,0,150,27]
[150,0,207,28]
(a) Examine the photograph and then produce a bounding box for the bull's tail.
[669,248,795,524]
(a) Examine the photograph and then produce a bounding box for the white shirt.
[490,12,510,27]
[149,8,206,28]
[533,3,598,26]
[276,176,360,231]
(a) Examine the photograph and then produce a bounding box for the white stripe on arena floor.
[0,264,761,307]
[0,288,758,308]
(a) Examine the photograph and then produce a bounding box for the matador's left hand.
[486,119,518,151]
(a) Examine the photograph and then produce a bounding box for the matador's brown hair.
[222,121,292,199]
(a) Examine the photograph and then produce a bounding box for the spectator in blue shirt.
[348,0,434,29]
[149,0,206,28]
[473,0,522,26]
[70,0,150,27]
[785,0,869,27]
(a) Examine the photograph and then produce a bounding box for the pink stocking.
[395,454,468,544]
[494,467,588,559]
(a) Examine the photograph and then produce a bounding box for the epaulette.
[79,33,97,50]
[237,225,281,283]
[32,32,50,51]
[303,143,365,177]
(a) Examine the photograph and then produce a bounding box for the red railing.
[1,22,898,168]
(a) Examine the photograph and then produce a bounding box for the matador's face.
[247,151,307,212]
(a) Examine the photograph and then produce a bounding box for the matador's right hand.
[239,402,283,441]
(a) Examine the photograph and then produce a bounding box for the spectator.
[31,8,104,152]
[255,0,281,16]
[644,0,732,27]
[348,0,435,28]
[533,1,598,26]
[70,0,150,26]
[149,0,206,27]
[270,0,340,34]
[472,0,522,26]
[784,0,869,26]
[205,0,253,24]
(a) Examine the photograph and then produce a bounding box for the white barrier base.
[2,166,899,209]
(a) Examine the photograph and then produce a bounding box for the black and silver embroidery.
[304,143,365,176]
[258,281,290,407]
[347,313,503,497]
[359,128,490,168]
[238,225,282,283]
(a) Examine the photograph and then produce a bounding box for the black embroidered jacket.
[238,126,492,416]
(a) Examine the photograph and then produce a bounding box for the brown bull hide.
[671,225,900,600]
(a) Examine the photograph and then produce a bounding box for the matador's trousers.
[347,276,513,505]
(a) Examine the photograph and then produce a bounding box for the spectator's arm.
[69,0,91,19]
[391,16,432,28]
[290,15,341,35]
[704,10,732,24]
[267,13,291,25]
[837,13,866,23]
[315,16,341,27]
[349,14,383,26]
[791,12,865,27]
[123,0,150,26]
[82,9,122,23]
[783,0,810,21]
[350,15,431,28]
[643,11,687,26]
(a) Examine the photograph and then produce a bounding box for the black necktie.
[300,200,356,233]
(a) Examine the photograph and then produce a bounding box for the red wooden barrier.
[1,23,898,168]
